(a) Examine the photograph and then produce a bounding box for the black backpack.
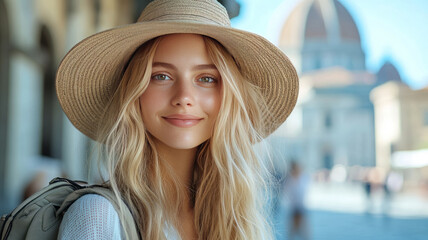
[0,177,139,239]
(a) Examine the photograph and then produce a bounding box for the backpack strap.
[57,185,140,239]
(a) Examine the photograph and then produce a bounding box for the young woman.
[55,0,299,239]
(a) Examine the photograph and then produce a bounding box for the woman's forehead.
[153,34,214,66]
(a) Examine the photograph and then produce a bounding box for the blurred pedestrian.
[283,161,310,240]
[382,170,403,215]
[363,168,375,214]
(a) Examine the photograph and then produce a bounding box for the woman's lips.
[162,114,203,127]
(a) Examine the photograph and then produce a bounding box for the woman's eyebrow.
[192,64,217,71]
[152,62,177,70]
[152,62,217,71]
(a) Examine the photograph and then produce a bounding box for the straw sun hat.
[56,0,299,141]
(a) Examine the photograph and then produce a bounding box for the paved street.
[273,182,428,240]
[274,209,428,240]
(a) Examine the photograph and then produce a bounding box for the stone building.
[270,0,379,172]
[271,0,428,178]
[371,71,428,170]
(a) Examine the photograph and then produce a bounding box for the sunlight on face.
[139,34,222,150]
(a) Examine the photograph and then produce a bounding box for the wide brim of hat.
[56,21,299,141]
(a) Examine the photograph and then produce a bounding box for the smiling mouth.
[162,115,203,127]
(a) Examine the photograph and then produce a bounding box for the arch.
[39,25,63,159]
[0,0,10,205]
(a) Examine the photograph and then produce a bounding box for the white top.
[58,194,123,239]
[58,194,180,240]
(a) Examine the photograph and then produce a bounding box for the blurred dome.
[280,0,361,47]
[278,0,366,73]
[377,61,402,84]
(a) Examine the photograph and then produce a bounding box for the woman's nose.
[171,80,195,107]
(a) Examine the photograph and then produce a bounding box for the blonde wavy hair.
[97,35,273,240]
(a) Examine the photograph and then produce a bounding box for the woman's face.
[139,34,222,150]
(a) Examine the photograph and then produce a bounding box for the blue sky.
[231,0,428,89]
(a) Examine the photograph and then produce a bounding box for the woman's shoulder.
[58,194,122,239]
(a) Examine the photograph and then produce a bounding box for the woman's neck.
[153,140,199,239]
[154,139,197,197]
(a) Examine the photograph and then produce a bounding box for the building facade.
[271,0,428,178]
[270,0,384,173]
[371,80,428,169]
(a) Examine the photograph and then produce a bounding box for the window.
[323,152,333,169]
[40,26,63,159]
[325,111,332,129]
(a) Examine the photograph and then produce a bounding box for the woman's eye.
[198,76,217,84]
[151,74,171,81]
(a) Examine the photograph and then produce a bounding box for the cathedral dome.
[377,61,402,84]
[278,0,366,73]
[280,0,361,47]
